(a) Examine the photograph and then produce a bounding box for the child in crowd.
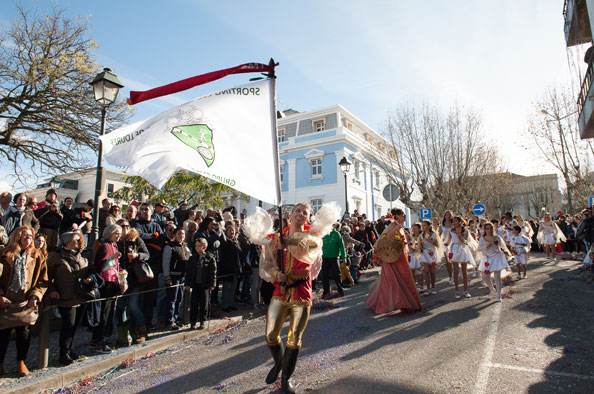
[420,220,443,296]
[511,225,531,279]
[409,224,424,289]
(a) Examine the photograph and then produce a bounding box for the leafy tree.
[111,171,231,209]
[0,3,130,184]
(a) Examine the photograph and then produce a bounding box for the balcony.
[578,56,594,139]
[564,0,592,47]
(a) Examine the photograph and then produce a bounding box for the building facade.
[222,105,408,221]
[564,0,594,138]
[26,168,131,207]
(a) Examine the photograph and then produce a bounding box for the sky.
[0,0,579,193]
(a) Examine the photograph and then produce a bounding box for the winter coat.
[117,231,150,287]
[0,249,48,302]
[218,234,242,281]
[1,207,39,236]
[185,251,217,289]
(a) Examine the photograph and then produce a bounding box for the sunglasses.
[121,225,130,228]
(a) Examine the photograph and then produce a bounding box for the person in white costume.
[409,224,424,289]
[477,222,511,302]
[419,220,444,296]
[537,213,566,260]
[510,225,531,279]
[440,210,455,286]
[450,216,477,299]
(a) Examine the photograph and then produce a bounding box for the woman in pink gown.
[366,209,422,314]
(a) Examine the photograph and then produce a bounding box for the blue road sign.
[420,208,432,220]
[472,203,486,216]
[590,196,594,207]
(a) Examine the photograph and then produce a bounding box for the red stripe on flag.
[128,62,278,105]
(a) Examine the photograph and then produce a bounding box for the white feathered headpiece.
[309,202,342,238]
[242,207,274,245]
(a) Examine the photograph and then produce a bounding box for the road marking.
[490,363,594,380]
[473,301,502,394]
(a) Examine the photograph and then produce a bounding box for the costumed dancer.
[419,220,444,296]
[468,219,481,278]
[511,225,531,279]
[450,216,477,299]
[440,210,455,285]
[537,213,566,260]
[409,224,424,289]
[477,223,511,301]
[365,208,422,314]
[243,202,340,393]
[515,215,534,257]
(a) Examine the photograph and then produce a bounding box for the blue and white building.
[222,105,408,220]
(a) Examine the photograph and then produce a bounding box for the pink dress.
[366,225,422,314]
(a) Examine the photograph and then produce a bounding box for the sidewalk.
[1,305,265,394]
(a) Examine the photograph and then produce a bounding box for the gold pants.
[265,298,311,349]
[340,263,354,285]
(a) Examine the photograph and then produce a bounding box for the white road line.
[473,301,502,394]
[490,362,594,380]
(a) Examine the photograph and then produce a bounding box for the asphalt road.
[67,254,594,393]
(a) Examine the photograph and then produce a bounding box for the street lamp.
[339,156,351,217]
[89,68,123,247]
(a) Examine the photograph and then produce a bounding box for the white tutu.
[514,252,527,265]
[451,244,476,266]
[541,233,556,245]
[420,250,439,264]
[409,254,422,270]
[478,251,509,272]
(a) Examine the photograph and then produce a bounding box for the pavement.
[3,253,594,393]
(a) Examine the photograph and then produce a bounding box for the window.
[314,120,325,132]
[311,199,323,213]
[107,183,114,197]
[311,158,322,176]
[277,128,286,143]
[280,164,285,185]
[354,160,360,180]
[375,172,380,187]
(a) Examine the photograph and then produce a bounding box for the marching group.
[0,186,593,381]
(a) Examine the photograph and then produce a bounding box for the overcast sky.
[0,0,580,192]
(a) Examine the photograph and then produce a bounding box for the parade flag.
[100,79,280,205]
[127,62,277,105]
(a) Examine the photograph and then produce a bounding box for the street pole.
[90,106,107,247]
[344,172,349,216]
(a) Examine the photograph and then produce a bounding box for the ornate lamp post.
[89,68,123,247]
[339,156,351,217]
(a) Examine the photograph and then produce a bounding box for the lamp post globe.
[89,68,123,248]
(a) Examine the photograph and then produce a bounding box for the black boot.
[265,344,284,384]
[281,347,299,393]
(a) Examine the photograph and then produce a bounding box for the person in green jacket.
[321,224,346,297]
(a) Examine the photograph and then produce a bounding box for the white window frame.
[311,198,323,213]
[311,158,322,177]
[277,128,286,143]
[304,149,324,181]
[354,160,360,180]
[375,172,381,189]
[313,118,326,132]
[279,164,285,188]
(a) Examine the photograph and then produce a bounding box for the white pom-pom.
[309,202,342,238]
[242,207,274,245]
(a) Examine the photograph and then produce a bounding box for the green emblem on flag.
[171,124,215,167]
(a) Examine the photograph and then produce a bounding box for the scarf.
[9,251,28,294]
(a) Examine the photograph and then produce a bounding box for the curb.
[7,312,264,394]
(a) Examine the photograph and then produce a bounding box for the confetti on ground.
[143,352,156,359]
[121,359,136,368]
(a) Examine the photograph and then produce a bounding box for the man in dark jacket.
[2,193,39,236]
[59,197,77,234]
[185,238,216,329]
[218,223,242,312]
[35,189,63,251]
[162,227,191,330]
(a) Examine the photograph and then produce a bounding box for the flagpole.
[267,58,286,287]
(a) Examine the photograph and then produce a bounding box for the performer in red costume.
[366,208,422,314]
[243,202,339,393]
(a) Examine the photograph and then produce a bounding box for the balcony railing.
[577,55,594,115]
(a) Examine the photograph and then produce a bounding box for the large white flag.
[100,79,279,205]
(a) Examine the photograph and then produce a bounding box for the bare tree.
[528,85,594,212]
[0,3,129,185]
[368,103,503,216]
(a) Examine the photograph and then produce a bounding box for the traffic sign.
[382,184,400,202]
[590,196,594,207]
[420,208,432,219]
[472,203,486,216]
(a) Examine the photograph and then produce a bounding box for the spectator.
[0,226,48,376]
[375,217,387,235]
[59,197,77,234]
[578,207,594,248]
[0,223,8,249]
[105,205,121,226]
[74,200,93,249]
[125,205,138,223]
[218,223,242,312]
[0,192,12,217]
[183,210,197,231]
[91,224,122,354]
[185,221,198,245]
[162,227,191,330]
[47,230,102,365]
[133,203,163,243]
[185,238,216,330]
[2,193,39,236]
[557,215,569,251]
[151,203,171,228]
[116,219,150,344]
[26,196,38,211]
[174,201,197,226]
[322,224,346,297]
[34,233,48,261]
[98,198,111,237]
[35,190,63,252]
